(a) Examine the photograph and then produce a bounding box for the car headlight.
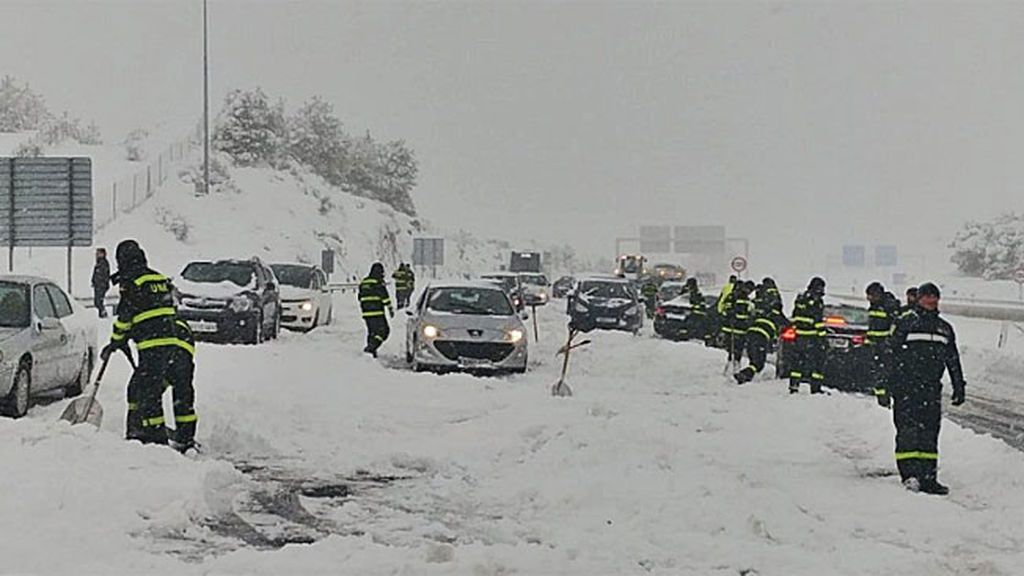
[300,301,314,311]
[624,305,639,316]
[423,325,440,338]
[507,329,524,343]
[574,301,588,313]
[230,297,254,313]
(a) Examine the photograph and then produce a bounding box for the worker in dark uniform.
[721,280,753,364]
[889,282,965,495]
[102,240,198,451]
[789,277,827,394]
[682,277,707,341]
[735,278,787,384]
[865,282,901,407]
[359,262,394,357]
[901,287,918,315]
[640,277,659,318]
[392,263,414,309]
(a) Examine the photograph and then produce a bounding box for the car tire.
[1,363,31,419]
[65,350,92,398]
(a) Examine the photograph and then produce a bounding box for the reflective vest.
[111,268,194,356]
[791,291,825,339]
[358,277,392,318]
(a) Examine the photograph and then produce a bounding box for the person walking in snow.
[91,248,111,318]
[889,282,965,495]
[734,278,786,384]
[392,263,415,309]
[102,240,198,452]
[358,262,394,357]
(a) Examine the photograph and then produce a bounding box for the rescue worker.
[359,262,394,357]
[721,280,753,363]
[865,282,901,406]
[734,277,787,384]
[101,240,197,451]
[789,277,827,394]
[889,282,965,495]
[392,263,415,309]
[682,277,707,341]
[902,286,918,315]
[716,275,738,315]
[640,277,659,318]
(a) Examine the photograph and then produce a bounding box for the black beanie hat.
[917,282,941,298]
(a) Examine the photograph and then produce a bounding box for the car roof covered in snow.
[427,280,510,291]
[577,275,631,284]
[479,272,518,278]
[0,274,59,286]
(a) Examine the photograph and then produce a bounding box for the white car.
[270,263,333,332]
[405,282,528,374]
[0,276,97,418]
[517,273,550,306]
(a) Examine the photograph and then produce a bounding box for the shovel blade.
[59,397,103,427]
[551,380,573,397]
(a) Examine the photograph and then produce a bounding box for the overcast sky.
[2,0,1023,277]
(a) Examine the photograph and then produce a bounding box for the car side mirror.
[520,311,530,321]
[39,317,61,331]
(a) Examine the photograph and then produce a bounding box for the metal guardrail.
[823,291,1024,322]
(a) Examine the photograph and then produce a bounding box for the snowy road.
[4,298,1024,575]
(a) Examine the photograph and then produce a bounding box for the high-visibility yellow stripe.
[873,388,887,396]
[360,296,382,302]
[362,311,385,317]
[110,333,126,341]
[134,274,167,286]
[127,402,138,410]
[176,320,192,331]
[748,326,772,340]
[132,307,176,324]
[789,371,803,378]
[175,414,198,423]
[114,319,132,330]
[895,451,938,461]
[811,372,825,380]
[795,329,820,336]
[869,310,889,318]
[361,279,379,285]
[793,316,814,323]
[867,330,891,337]
[137,338,196,356]
[143,416,166,427]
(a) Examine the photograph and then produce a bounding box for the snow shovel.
[60,354,112,427]
[552,328,591,397]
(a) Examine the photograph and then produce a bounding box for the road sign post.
[1015,268,1024,301]
[730,256,748,277]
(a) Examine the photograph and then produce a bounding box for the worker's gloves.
[951,385,966,406]
[876,391,891,408]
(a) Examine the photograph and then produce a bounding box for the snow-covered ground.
[3,298,1024,575]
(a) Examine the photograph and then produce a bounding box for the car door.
[406,288,427,352]
[315,269,331,323]
[43,284,80,382]
[30,284,65,390]
[262,263,281,323]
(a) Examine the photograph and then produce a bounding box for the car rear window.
[826,306,870,326]
[182,262,255,286]
[579,281,632,299]
[271,265,314,289]
[428,287,514,316]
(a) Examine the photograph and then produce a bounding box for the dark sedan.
[653,293,718,341]
[775,304,870,391]
[567,277,643,334]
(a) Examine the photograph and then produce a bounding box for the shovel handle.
[76,353,112,425]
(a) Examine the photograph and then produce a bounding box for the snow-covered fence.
[93,124,201,232]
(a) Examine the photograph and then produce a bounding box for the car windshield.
[580,281,632,299]
[620,258,641,273]
[182,262,255,286]
[520,274,547,286]
[428,287,514,316]
[0,282,30,328]
[826,306,871,326]
[271,265,314,289]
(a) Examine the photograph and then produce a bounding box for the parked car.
[651,263,686,282]
[567,276,643,334]
[270,263,333,332]
[552,276,575,299]
[653,293,718,341]
[176,258,282,344]
[656,281,686,304]
[405,282,528,374]
[517,273,550,306]
[0,276,97,418]
[479,273,525,311]
[775,303,870,391]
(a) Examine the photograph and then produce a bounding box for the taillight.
[781,326,797,342]
[655,307,665,316]
[852,335,865,345]
[825,316,847,326]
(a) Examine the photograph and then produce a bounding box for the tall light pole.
[202,0,210,195]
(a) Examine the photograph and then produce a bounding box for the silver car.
[0,276,97,418]
[405,282,528,374]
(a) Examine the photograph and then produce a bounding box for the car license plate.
[666,313,687,321]
[828,337,849,349]
[597,317,617,324]
[188,320,218,333]
[459,357,490,367]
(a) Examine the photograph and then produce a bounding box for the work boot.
[810,385,824,394]
[788,381,799,394]
[902,477,921,493]
[171,438,201,456]
[919,478,949,496]
[733,368,754,385]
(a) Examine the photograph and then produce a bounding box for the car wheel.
[65,350,92,398]
[1,363,31,418]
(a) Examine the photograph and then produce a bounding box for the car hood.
[279,285,315,300]
[419,310,524,335]
[175,278,249,299]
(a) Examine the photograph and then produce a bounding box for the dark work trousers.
[788,336,826,392]
[868,346,893,394]
[725,330,746,362]
[93,287,108,318]
[364,317,391,354]
[892,380,942,482]
[127,347,197,445]
[735,331,769,382]
[396,290,412,309]
[684,311,706,341]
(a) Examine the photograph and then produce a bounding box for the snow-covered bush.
[213,88,287,166]
[0,75,49,132]
[180,155,236,195]
[949,213,1024,280]
[123,128,149,161]
[154,207,191,242]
